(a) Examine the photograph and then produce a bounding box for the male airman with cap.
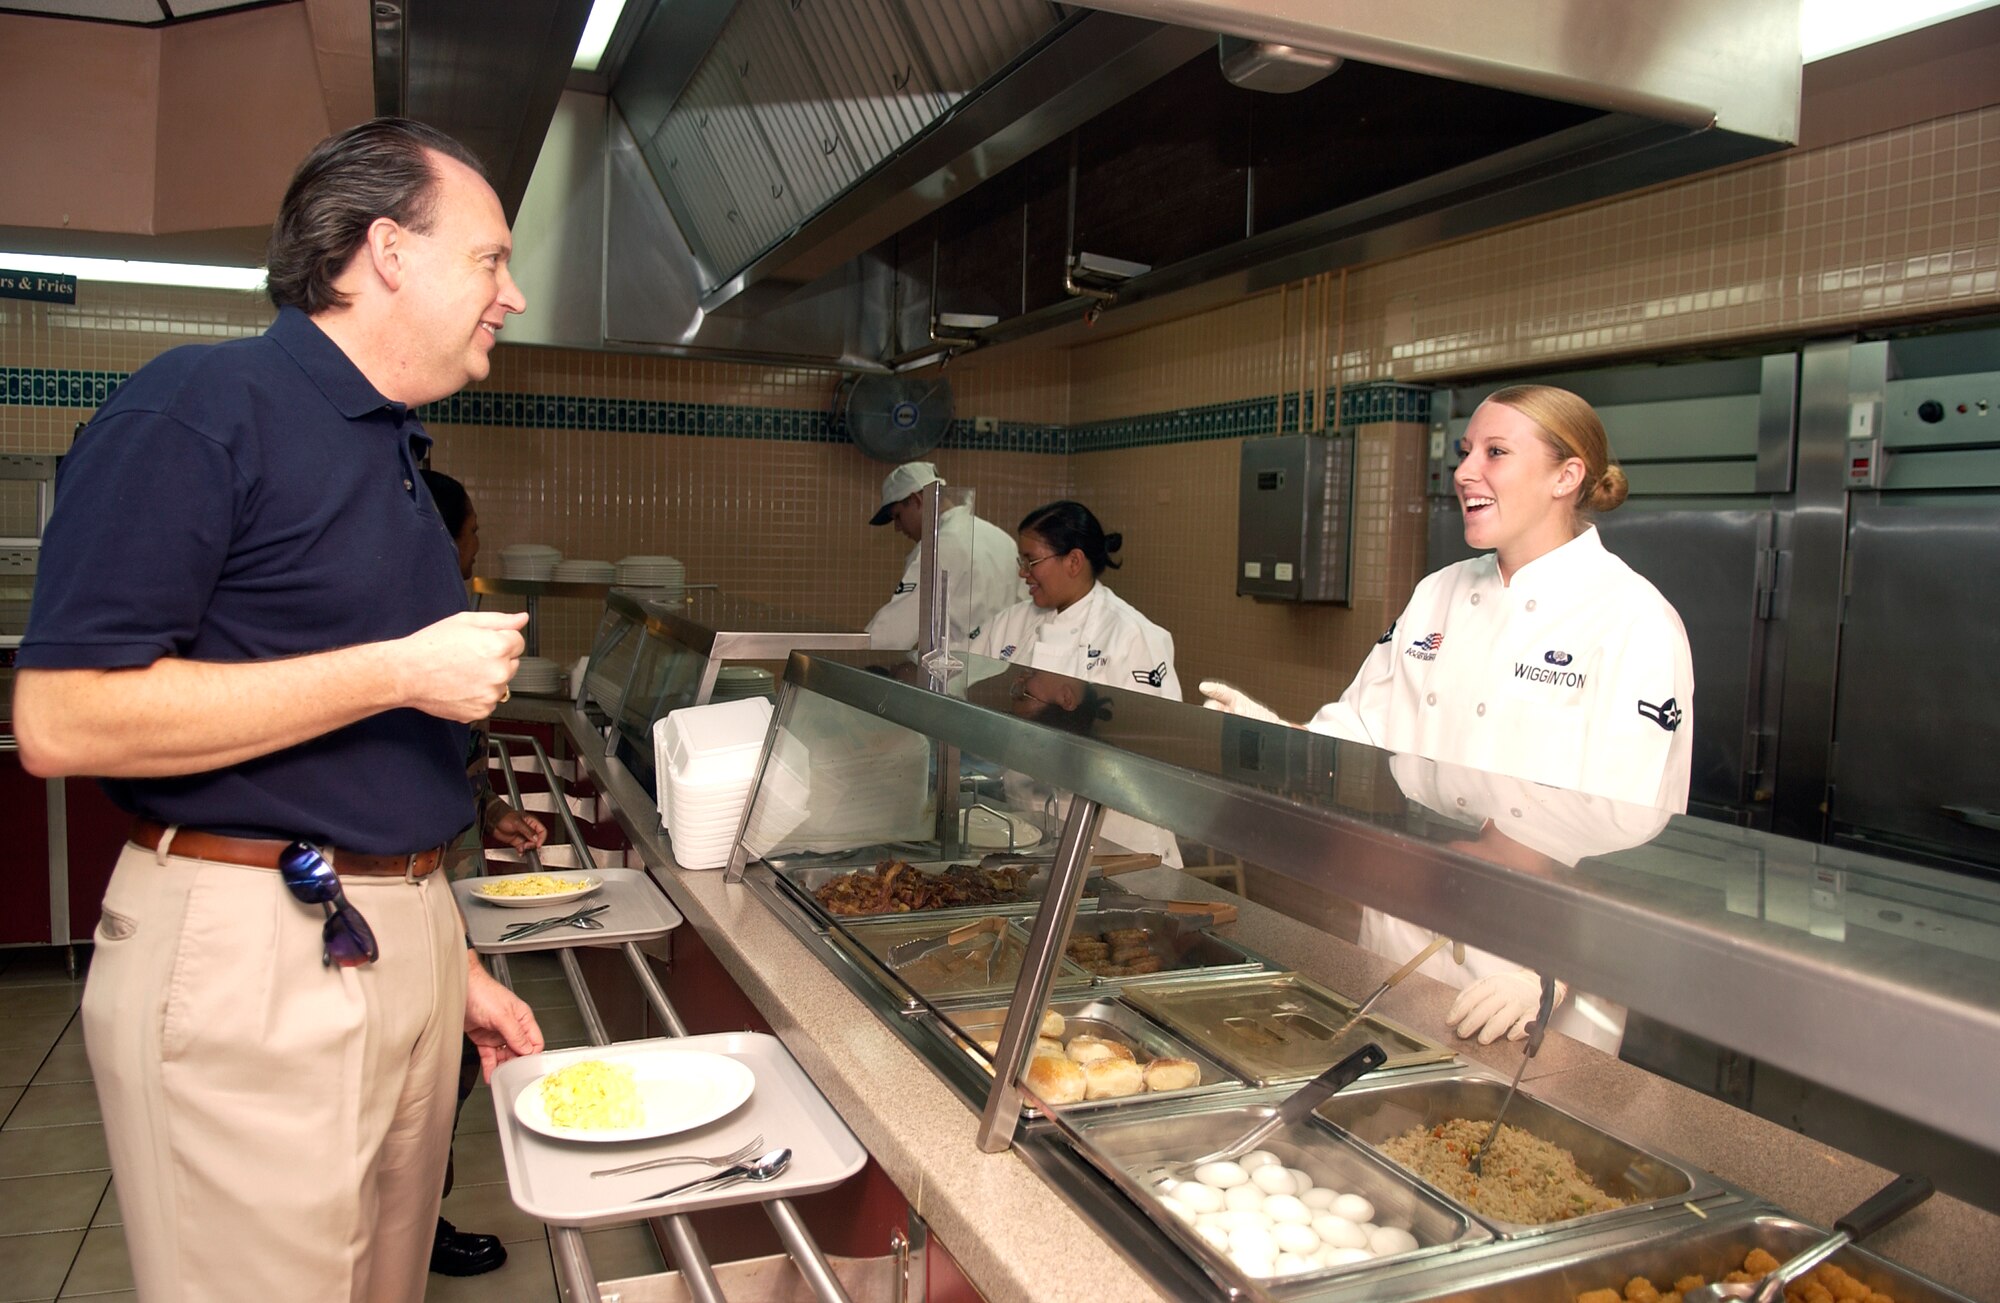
[865,460,1025,651]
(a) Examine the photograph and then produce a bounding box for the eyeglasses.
[1016,553,1063,574]
[278,842,380,968]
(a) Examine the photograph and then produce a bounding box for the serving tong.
[885,915,1006,982]
[1467,973,1557,1179]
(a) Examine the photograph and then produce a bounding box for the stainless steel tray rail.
[475,732,854,1303]
[728,651,2000,1158]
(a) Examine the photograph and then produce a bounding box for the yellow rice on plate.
[540,1059,644,1130]
[477,874,594,898]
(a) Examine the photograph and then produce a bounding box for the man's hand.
[465,952,544,1081]
[484,802,547,852]
[398,611,529,722]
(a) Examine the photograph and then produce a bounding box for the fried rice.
[1378,1118,1630,1224]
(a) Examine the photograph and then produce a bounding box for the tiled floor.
[0,946,666,1301]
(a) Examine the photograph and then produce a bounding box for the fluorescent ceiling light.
[1801,0,2000,60]
[572,0,630,71]
[0,252,265,292]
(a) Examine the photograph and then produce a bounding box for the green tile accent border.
[1,367,1426,455]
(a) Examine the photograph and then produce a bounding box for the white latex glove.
[1447,971,1568,1045]
[1198,680,1284,724]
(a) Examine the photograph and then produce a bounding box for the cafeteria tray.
[927,995,1245,1117]
[454,867,683,954]
[490,1032,866,1230]
[1059,907,1265,986]
[1121,972,1455,1085]
[1312,1071,1720,1239]
[1418,1208,1976,1302]
[833,914,1095,1008]
[1069,1096,1489,1295]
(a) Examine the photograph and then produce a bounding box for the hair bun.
[1592,464,1630,513]
[1102,531,1123,553]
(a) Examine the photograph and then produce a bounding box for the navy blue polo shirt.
[20,307,476,853]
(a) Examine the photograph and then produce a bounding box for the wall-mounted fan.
[834,373,955,463]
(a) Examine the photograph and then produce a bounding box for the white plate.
[514,1050,756,1143]
[471,874,605,908]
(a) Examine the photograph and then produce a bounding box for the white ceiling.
[0,0,277,22]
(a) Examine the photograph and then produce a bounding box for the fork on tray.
[590,1134,765,1179]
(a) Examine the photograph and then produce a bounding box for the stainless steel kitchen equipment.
[1314,1071,1718,1237]
[1422,1206,1977,1303]
[1237,432,1355,603]
[1122,972,1454,1083]
[511,638,1998,1300]
[455,0,1801,369]
[728,650,2000,1170]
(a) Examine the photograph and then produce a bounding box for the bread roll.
[1065,1034,1136,1065]
[1034,1036,1066,1059]
[1040,1009,1066,1039]
[1144,1057,1201,1092]
[1084,1056,1146,1099]
[1023,1053,1085,1105]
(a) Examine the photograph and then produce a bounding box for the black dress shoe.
[431,1217,507,1277]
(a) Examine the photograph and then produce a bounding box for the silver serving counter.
[499,640,2000,1301]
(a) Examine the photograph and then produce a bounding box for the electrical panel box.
[1236,434,1353,603]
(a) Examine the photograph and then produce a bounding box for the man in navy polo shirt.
[15,119,544,1303]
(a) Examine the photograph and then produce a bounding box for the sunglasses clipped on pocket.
[278,842,380,968]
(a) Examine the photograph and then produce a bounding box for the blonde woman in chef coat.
[1202,385,1694,1054]
[972,500,1184,864]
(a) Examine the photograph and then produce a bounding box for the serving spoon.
[1685,1174,1933,1303]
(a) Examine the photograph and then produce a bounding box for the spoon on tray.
[642,1147,793,1203]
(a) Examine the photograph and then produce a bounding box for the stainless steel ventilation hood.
[483,0,1801,367]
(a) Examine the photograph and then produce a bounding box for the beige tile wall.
[1068,422,1428,724]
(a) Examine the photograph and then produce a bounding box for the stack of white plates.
[708,665,776,704]
[616,555,685,595]
[500,544,562,580]
[653,697,773,870]
[508,655,564,695]
[551,559,616,583]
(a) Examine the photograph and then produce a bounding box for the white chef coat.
[1368,754,1672,1051]
[971,583,1184,865]
[865,505,1026,652]
[1308,526,1694,1053]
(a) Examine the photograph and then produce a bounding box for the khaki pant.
[83,841,468,1303]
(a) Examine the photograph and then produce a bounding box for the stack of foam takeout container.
[654,696,773,869]
[499,543,561,580]
[550,558,616,583]
[615,554,685,600]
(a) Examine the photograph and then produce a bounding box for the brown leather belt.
[130,819,445,879]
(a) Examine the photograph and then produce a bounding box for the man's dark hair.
[266,118,488,314]
[419,468,471,540]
